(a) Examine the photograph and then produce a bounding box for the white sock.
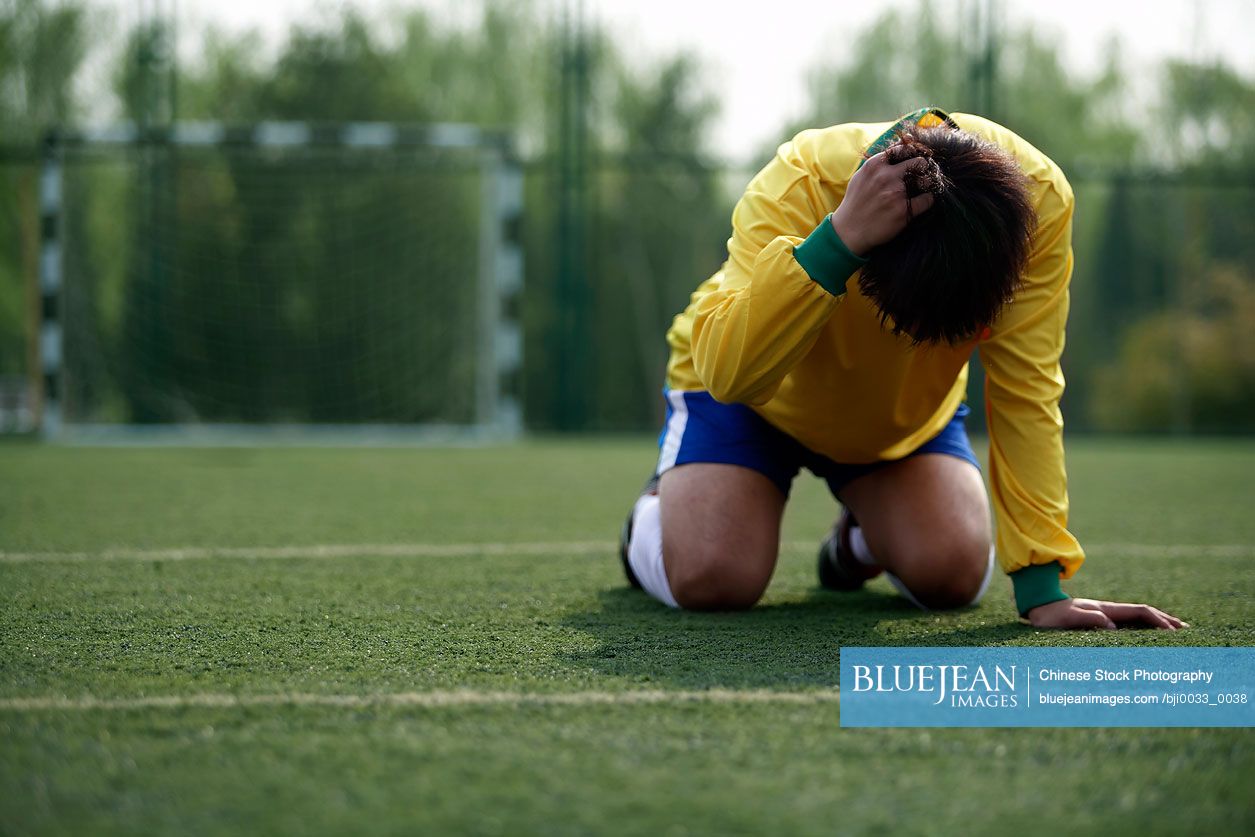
[848,525,878,567]
[627,494,679,608]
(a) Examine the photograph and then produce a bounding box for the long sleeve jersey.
[663,110,1082,610]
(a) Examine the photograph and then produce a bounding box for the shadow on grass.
[558,586,1027,690]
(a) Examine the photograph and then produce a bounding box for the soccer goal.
[37,121,523,444]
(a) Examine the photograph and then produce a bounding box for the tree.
[0,0,90,143]
[586,54,726,429]
[791,1,1139,170]
[1155,59,1255,169]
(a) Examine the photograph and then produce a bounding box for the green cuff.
[1010,561,1070,617]
[792,215,867,296]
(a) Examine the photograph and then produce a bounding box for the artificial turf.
[1,437,1253,835]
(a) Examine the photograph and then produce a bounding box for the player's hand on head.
[830,151,936,257]
[1026,597,1189,631]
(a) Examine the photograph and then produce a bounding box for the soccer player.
[618,108,1187,631]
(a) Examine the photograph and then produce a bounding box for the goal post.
[38,121,523,443]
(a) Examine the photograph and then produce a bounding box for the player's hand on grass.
[831,151,937,257]
[1027,597,1189,631]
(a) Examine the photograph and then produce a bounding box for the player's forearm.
[985,382,1084,615]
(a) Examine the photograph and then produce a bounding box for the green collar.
[857,107,958,169]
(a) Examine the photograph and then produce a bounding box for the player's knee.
[666,549,766,611]
[910,538,991,610]
[915,571,983,610]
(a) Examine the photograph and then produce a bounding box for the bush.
[1090,265,1255,433]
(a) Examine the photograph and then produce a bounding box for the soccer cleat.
[817,508,882,591]
[618,475,660,589]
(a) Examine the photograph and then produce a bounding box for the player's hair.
[858,126,1036,345]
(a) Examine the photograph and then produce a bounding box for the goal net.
[39,122,522,443]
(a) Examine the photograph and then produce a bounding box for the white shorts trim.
[656,389,690,474]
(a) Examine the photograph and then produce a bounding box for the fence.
[1,137,1252,437]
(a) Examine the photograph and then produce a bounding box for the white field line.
[1,541,1252,564]
[0,688,840,713]
[0,541,612,563]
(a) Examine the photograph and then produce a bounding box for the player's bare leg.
[835,453,993,609]
[657,463,785,610]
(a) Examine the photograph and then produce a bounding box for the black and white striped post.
[38,131,64,435]
[477,139,525,437]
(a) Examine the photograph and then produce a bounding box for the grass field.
[2,437,1253,835]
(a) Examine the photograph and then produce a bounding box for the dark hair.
[858,126,1035,345]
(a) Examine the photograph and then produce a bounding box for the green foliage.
[172,3,552,132]
[996,32,1139,169]
[1091,265,1255,433]
[581,55,728,429]
[793,1,1139,169]
[173,29,267,122]
[114,19,178,126]
[1157,58,1255,167]
[0,0,89,142]
[802,4,964,131]
[613,55,719,154]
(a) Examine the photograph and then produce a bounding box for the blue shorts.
[655,389,980,499]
